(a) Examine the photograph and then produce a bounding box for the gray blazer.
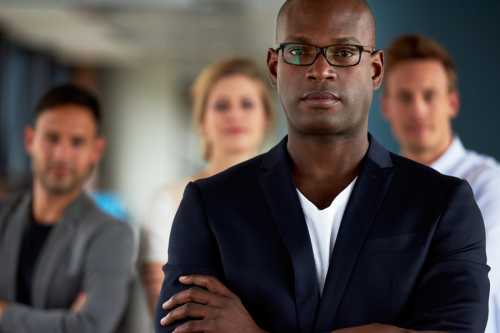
[0,192,135,333]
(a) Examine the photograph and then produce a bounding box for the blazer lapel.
[0,193,31,301]
[259,137,319,333]
[314,135,394,332]
[32,193,93,307]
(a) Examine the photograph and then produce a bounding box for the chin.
[41,177,77,194]
[297,117,353,136]
[223,143,255,155]
[405,139,434,154]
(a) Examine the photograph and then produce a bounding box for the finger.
[179,274,233,297]
[161,302,212,326]
[173,318,215,332]
[163,287,221,310]
[70,292,88,313]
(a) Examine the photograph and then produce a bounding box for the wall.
[367,0,500,159]
[99,61,205,222]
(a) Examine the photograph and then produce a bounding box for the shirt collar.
[430,135,467,174]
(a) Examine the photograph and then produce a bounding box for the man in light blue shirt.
[381,34,500,333]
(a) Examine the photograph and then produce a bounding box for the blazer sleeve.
[154,182,224,333]
[473,169,500,333]
[0,222,135,333]
[404,179,490,333]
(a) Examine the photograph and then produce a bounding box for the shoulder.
[441,149,500,206]
[78,197,133,244]
[195,154,266,189]
[163,178,193,206]
[386,152,470,212]
[172,154,267,214]
[143,178,192,220]
[463,148,500,168]
[0,192,25,211]
[462,150,500,183]
[192,154,266,201]
[389,152,459,189]
[0,192,27,227]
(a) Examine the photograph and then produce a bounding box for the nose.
[410,96,429,120]
[52,140,72,161]
[223,104,241,123]
[306,51,337,82]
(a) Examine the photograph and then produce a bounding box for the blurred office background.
[0,0,499,331]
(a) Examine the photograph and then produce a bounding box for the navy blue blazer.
[155,135,489,333]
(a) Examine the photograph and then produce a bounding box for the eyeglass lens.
[282,44,361,66]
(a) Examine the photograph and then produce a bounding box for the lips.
[301,91,340,108]
[406,124,431,134]
[226,127,247,135]
[50,167,70,177]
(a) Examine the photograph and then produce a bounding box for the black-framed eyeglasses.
[276,43,376,67]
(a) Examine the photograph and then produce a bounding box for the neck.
[197,148,258,179]
[403,135,453,166]
[288,129,369,179]
[287,129,369,210]
[31,179,82,226]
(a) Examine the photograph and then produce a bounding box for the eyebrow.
[283,35,312,44]
[332,36,361,44]
[282,35,362,45]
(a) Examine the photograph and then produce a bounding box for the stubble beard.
[35,162,92,195]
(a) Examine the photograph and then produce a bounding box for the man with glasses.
[155,1,489,332]
[381,34,500,333]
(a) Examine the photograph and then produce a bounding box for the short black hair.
[34,84,101,127]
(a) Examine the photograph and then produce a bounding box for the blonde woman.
[140,58,275,315]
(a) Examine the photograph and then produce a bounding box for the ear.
[371,49,384,92]
[449,89,460,119]
[267,48,279,90]
[92,136,106,163]
[380,94,390,120]
[24,125,35,156]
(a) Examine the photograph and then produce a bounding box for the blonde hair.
[384,35,458,93]
[191,58,274,160]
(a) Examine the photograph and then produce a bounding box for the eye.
[397,92,412,104]
[72,137,85,148]
[241,100,254,110]
[45,133,59,144]
[334,49,355,58]
[424,91,436,102]
[214,100,230,111]
[288,46,310,56]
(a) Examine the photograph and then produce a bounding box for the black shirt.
[16,214,53,305]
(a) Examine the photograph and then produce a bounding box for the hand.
[70,292,88,313]
[161,274,267,333]
[0,300,9,322]
[332,323,446,333]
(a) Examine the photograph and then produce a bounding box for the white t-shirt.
[140,179,191,263]
[296,177,357,296]
[430,136,500,333]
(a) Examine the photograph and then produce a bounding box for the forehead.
[279,0,373,46]
[35,105,98,137]
[387,60,449,91]
[210,75,260,98]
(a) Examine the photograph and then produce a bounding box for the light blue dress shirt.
[431,136,500,333]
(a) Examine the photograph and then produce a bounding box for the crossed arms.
[155,181,489,333]
[0,223,134,333]
[158,274,445,333]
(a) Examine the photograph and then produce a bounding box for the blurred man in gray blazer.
[0,84,134,333]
